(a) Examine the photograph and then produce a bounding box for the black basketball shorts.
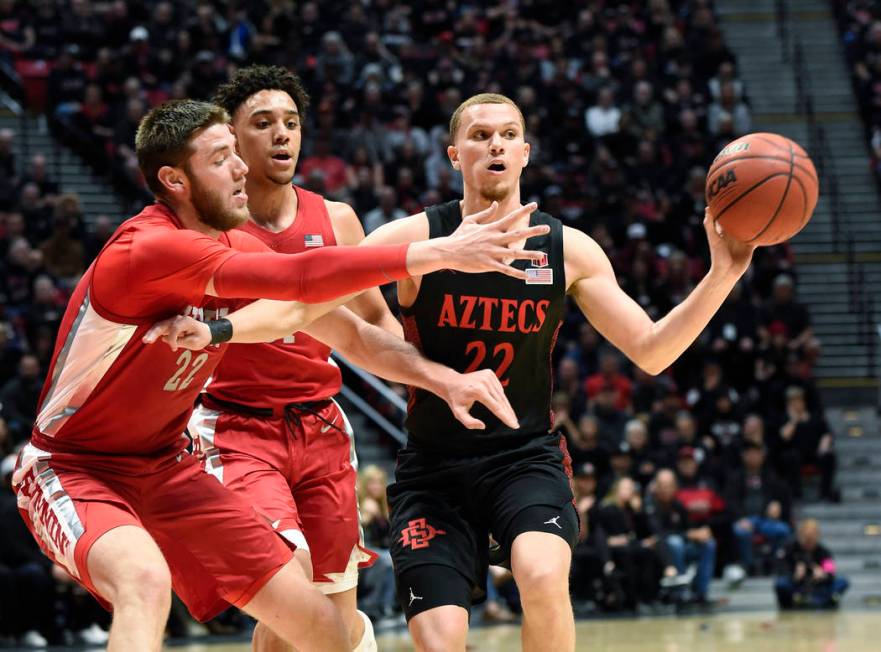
[387,432,578,620]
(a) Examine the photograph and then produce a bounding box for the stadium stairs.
[712,0,881,612]
[718,0,881,404]
[0,111,126,223]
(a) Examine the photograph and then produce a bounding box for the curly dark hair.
[212,65,310,122]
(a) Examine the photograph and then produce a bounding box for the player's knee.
[115,561,172,611]
[410,618,466,652]
[516,559,569,603]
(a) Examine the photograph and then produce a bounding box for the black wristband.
[207,318,233,345]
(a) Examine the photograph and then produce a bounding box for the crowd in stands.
[837,1,881,180]
[0,0,848,645]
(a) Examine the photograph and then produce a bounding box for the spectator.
[585,351,633,413]
[775,519,849,609]
[648,469,716,605]
[772,386,838,502]
[727,441,793,575]
[299,139,349,198]
[356,465,397,621]
[585,86,622,138]
[707,81,751,136]
[595,477,677,609]
[0,354,41,444]
[764,274,821,364]
[624,419,658,487]
[363,186,407,234]
[39,213,85,285]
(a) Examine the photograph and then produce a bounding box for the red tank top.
[207,186,342,407]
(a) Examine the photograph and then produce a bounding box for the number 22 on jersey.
[464,340,514,386]
[164,350,209,392]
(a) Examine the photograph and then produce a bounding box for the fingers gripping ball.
[705,133,819,245]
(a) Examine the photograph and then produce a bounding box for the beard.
[189,172,248,231]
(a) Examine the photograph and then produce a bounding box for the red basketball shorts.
[189,397,375,594]
[13,442,293,621]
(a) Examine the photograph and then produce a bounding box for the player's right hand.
[445,202,550,278]
[443,368,519,430]
[143,315,211,352]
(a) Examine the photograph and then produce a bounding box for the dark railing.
[776,0,876,378]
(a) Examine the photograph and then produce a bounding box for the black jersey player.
[359,93,755,652]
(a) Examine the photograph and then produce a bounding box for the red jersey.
[31,203,264,460]
[207,187,342,407]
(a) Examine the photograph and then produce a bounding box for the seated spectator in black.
[624,81,665,139]
[775,519,849,610]
[707,81,751,136]
[589,382,630,445]
[706,281,765,391]
[663,411,712,469]
[608,442,635,486]
[20,153,60,205]
[727,441,793,575]
[23,276,65,350]
[363,186,406,234]
[648,386,684,452]
[764,274,821,365]
[569,414,612,489]
[570,462,622,610]
[624,419,658,488]
[357,465,397,621]
[3,237,44,307]
[647,469,716,605]
[701,385,743,482]
[0,354,41,445]
[68,84,115,169]
[18,183,53,245]
[46,45,88,119]
[772,386,838,502]
[675,446,740,582]
[595,477,677,609]
[631,367,675,417]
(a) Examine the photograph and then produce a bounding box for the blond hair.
[448,93,526,143]
[358,464,390,520]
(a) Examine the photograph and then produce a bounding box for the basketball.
[705,132,819,245]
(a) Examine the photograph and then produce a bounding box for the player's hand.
[441,368,519,430]
[704,207,755,278]
[444,202,550,279]
[143,315,211,351]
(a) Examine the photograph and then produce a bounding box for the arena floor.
[174,611,878,651]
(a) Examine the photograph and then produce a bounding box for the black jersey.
[401,200,566,454]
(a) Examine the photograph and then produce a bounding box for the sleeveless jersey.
[29,203,264,463]
[401,200,566,454]
[207,186,342,407]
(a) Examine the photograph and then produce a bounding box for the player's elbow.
[635,358,666,377]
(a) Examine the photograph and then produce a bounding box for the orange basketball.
[705,132,819,246]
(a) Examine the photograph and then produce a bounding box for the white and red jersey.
[31,203,264,461]
[206,186,342,408]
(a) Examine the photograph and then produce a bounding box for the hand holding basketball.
[705,133,819,246]
[703,208,755,278]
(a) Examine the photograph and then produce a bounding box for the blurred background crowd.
[0,0,848,646]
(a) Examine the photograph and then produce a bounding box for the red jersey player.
[194,66,521,651]
[12,99,548,652]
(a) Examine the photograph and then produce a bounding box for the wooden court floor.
[175,610,879,651]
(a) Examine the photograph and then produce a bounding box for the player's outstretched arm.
[142,292,359,350]
[567,209,755,375]
[302,307,519,430]
[204,202,549,303]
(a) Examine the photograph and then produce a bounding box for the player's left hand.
[704,207,756,278]
[143,315,211,351]
[442,369,519,430]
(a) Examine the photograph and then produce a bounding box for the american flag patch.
[532,253,549,267]
[304,234,324,247]
[526,268,553,285]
